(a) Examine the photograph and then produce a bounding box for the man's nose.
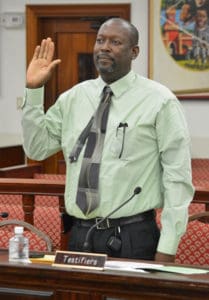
[100,40,111,51]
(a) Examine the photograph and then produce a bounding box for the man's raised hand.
[26,37,61,89]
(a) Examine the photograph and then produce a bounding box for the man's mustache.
[96,54,114,61]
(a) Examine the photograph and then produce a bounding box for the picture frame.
[149,0,209,100]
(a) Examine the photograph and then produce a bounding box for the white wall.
[0,0,208,157]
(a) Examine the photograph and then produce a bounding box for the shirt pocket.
[109,125,139,161]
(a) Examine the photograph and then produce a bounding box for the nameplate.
[53,250,107,270]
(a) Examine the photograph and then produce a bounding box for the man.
[22,18,194,262]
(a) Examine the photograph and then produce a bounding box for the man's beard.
[97,64,115,74]
[95,57,116,74]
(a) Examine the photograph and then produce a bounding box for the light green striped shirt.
[22,70,194,255]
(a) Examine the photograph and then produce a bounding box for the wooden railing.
[0,178,67,250]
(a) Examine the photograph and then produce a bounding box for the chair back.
[0,219,52,252]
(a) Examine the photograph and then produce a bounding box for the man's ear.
[131,45,140,60]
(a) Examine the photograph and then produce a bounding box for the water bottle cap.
[14,226,24,234]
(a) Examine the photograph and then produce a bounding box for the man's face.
[93,21,136,83]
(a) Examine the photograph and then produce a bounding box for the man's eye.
[111,40,121,46]
[96,38,104,44]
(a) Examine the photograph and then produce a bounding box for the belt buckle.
[96,217,110,229]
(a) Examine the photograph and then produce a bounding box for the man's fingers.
[46,40,55,62]
[27,37,60,88]
[33,45,41,60]
[38,39,47,59]
[37,37,55,62]
[50,59,62,70]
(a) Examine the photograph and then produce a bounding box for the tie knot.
[102,86,113,103]
[103,86,113,96]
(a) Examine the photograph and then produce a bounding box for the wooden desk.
[0,251,209,300]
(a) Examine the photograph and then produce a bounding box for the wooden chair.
[156,205,209,266]
[175,211,209,266]
[0,177,66,251]
[33,173,66,250]
[0,165,66,251]
[0,219,53,252]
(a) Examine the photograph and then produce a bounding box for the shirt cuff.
[21,87,44,108]
[157,233,181,255]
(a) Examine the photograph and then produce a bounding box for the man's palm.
[26,37,61,88]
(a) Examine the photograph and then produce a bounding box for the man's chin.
[97,65,114,74]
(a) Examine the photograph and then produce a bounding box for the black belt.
[74,210,155,230]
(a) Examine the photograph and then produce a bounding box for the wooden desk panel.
[0,145,25,168]
[0,163,43,178]
[0,251,209,300]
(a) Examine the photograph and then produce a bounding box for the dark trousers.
[68,217,160,260]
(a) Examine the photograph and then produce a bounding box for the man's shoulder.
[135,74,176,100]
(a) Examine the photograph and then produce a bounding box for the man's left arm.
[155,99,194,262]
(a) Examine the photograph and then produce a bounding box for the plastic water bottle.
[9,226,30,263]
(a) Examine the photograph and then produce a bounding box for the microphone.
[0,212,9,218]
[83,187,142,252]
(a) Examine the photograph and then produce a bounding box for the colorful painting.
[161,0,209,71]
[149,0,209,97]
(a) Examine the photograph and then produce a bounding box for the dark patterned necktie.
[69,86,113,215]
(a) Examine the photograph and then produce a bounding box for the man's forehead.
[98,21,129,36]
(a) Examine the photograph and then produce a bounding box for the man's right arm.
[21,37,62,160]
[21,87,62,161]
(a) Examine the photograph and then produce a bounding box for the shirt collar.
[97,70,136,100]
